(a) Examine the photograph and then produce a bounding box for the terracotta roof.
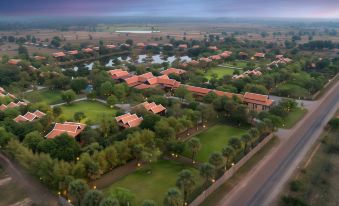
[161,68,186,75]
[0,104,7,111]
[53,52,66,58]
[186,85,212,95]
[140,102,166,114]
[213,90,242,99]
[82,48,94,53]
[17,101,28,106]
[68,50,79,55]
[178,44,188,49]
[8,59,21,65]
[243,92,273,106]
[208,46,218,51]
[148,43,158,47]
[115,113,143,128]
[34,56,46,60]
[134,84,154,90]
[199,57,212,63]
[220,51,232,58]
[210,55,221,60]
[124,75,140,86]
[106,44,116,49]
[33,110,46,118]
[0,87,5,93]
[7,93,16,99]
[14,115,28,123]
[93,47,100,51]
[7,102,18,108]
[192,45,200,48]
[189,60,199,65]
[108,69,130,79]
[138,72,154,82]
[46,122,86,139]
[137,43,145,47]
[254,52,265,58]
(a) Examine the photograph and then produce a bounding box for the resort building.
[13,110,46,123]
[243,92,274,111]
[137,102,166,115]
[161,68,186,76]
[45,122,86,139]
[115,113,143,128]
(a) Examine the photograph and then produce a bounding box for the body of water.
[115,30,160,34]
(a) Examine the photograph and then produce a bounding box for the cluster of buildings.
[232,69,262,79]
[13,110,46,123]
[267,55,292,68]
[52,44,120,58]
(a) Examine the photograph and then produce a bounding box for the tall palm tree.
[142,199,156,206]
[82,190,103,206]
[222,146,234,166]
[199,163,215,186]
[99,197,120,206]
[241,134,251,154]
[176,169,196,203]
[163,188,183,206]
[187,138,201,160]
[208,152,225,175]
[249,128,259,147]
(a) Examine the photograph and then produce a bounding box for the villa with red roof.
[199,57,212,63]
[254,52,265,58]
[137,102,166,115]
[123,72,181,90]
[53,52,66,58]
[0,87,5,94]
[108,69,130,79]
[34,56,46,61]
[68,50,79,55]
[45,122,86,139]
[185,85,242,100]
[14,110,46,123]
[8,59,21,65]
[137,43,145,48]
[106,44,116,49]
[161,68,186,76]
[210,55,222,60]
[82,48,94,53]
[208,46,218,51]
[115,113,143,128]
[178,44,188,49]
[0,104,7,111]
[243,92,274,111]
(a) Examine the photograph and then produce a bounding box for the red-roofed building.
[106,44,116,49]
[138,102,166,115]
[178,44,188,49]
[53,52,66,58]
[7,102,18,108]
[186,85,212,97]
[13,110,46,123]
[210,55,222,60]
[137,43,145,48]
[16,101,28,106]
[148,43,159,47]
[0,104,7,111]
[45,122,86,139]
[8,59,21,65]
[115,113,143,128]
[220,51,232,58]
[189,60,199,65]
[192,45,200,49]
[82,48,94,53]
[108,69,130,79]
[243,92,274,111]
[254,52,265,58]
[161,68,186,76]
[34,56,46,61]
[68,50,79,55]
[208,46,218,51]
[199,57,212,63]
[0,87,4,94]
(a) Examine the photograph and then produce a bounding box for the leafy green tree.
[163,188,183,206]
[78,153,101,180]
[107,95,118,107]
[62,89,76,104]
[68,179,89,206]
[187,138,201,160]
[221,146,234,166]
[53,106,62,117]
[199,163,215,185]
[104,146,119,170]
[174,86,188,101]
[82,190,103,206]
[140,114,161,130]
[71,78,87,94]
[0,127,14,147]
[99,197,120,206]
[112,84,127,100]
[111,187,135,206]
[23,131,44,152]
[241,134,251,153]
[142,200,156,206]
[100,81,114,97]
[18,45,29,59]
[74,112,86,122]
[208,152,225,172]
[51,133,80,161]
[229,137,242,151]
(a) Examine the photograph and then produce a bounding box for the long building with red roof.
[45,122,86,139]
[243,92,274,111]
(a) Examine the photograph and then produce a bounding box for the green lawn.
[281,108,308,129]
[184,124,247,162]
[23,89,65,105]
[205,67,236,79]
[60,101,116,124]
[103,160,202,205]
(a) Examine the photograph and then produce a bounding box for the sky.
[0,0,339,18]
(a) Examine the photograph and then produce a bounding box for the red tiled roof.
[108,69,130,79]
[148,43,158,47]
[124,75,140,86]
[199,57,212,63]
[53,52,66,58]
[14,115,28,123]
[127,118,143,128]
[140,102,167,114]
[210,55,221,60]
[138,72,154,82]
[7,93,16,99]
[161,68,186,75]
[178,44,188,49]
[134,84,154,90]
[186,85,212,95]
[208,46,218,51]
[254,52,265,58]
[33,110,46,118]
[68,50,79,55]
[8,59,21,65]
[192,45,200,48]
[34,56,46,60]
[213,90,242,99]
[17,101,28,106]
[0,87,5,93]
[106,44,116,49]
[115,113,143,128]
[243,92,273,106]
[82,48,94,53]
[0,104,7,111]
[137,43,145,47]
[46,122,86,139]
[7,102,18,108]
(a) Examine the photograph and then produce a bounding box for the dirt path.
[0,153,59,206]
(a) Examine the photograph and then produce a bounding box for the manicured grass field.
[185,124,247,162]
[281,108,308,129]
[23,89,65,105]
[103,160,202,205]
[205,67,236,79]
[60,101,116,124]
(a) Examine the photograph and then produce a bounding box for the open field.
[281,108,308,129]
[103,160,203,205]
[184,124,247,162]
[205,67,236,79]
[60,100,116,124]
[22,89,65,105]
[0,165,29,206]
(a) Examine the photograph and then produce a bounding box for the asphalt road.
[217,81,339,206]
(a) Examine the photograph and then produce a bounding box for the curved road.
[216,81,339,206]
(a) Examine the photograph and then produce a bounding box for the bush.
[289,180,303,192]
[281,195,308,206]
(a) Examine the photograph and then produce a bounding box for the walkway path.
[0,153,59,206]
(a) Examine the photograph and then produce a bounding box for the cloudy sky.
[1,0,338,18]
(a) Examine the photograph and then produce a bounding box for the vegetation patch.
[281,108,308,129]
[205,67,237,79]
[23,89,64,105]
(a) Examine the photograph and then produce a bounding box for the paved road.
[0,153,59,206]
[216,81,339,206]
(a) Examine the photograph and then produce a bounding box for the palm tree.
[163,188,183,206]
[208,152,225,175]
[82,190,103,206]
[221,146,234,167]
[229,137,242,153]
[199,163,215,186]
[187,138,201,160]
[176,169,196,203]
[68,179,89,206]
[99,197,120,206]
[142,199,156,206]
[249,128,259,147]
[241,134,251,154]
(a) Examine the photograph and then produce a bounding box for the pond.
[115,30,160,34]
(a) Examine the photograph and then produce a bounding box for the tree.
[68,179,89,206]
[0,127,14,147]
[99,197,120,206]
[174,86,188,101]
[18,45,29,59]
[176,169,196,203]
[62,89,76,104]
[100,81,114,97]
[199,163,215,185]
[142,200,156,206]
[221,146,234,166]
[53,106,62,117]
[82,190,103,206]
[163,188,183,206]
[112,84,127,100]
[71,79,87,94]
[51,133,80,161]
[208,152,225,172]
[104,146,119,170]
[187,138,201,160]
[74,112,86,122]
[241,134,251,153]
[111,187,134,206]
[107,95,118,107]
[229,137,242,151]
[23,131,44,152]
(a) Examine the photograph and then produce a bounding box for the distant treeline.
[299,40,339,50]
